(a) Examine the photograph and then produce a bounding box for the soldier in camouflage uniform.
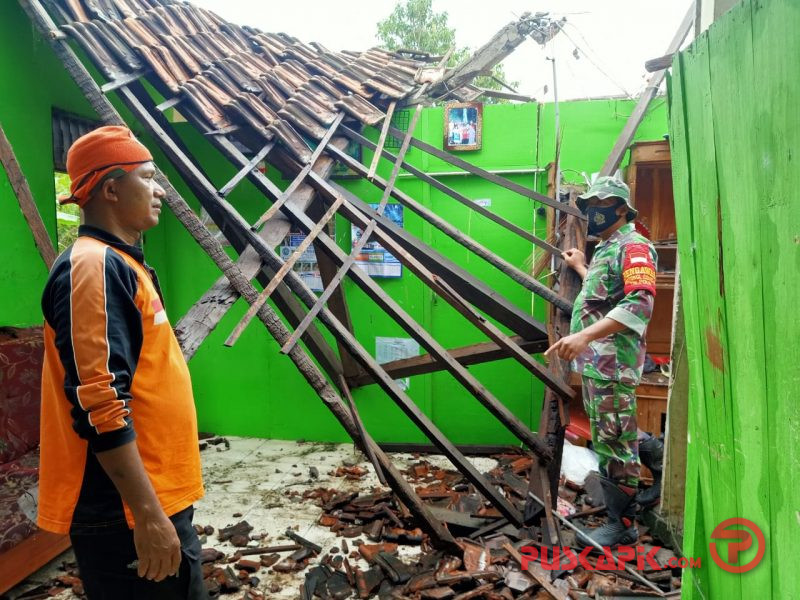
[545,176,657,548]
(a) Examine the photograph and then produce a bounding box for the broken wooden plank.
[599,3,694,176]
[367,100,395,180]
[503,543,569,600]
[0,121,57,268]
[645,53,676,73]
[431,14,561,97]
[338,374,386,485]
[537,195,585,519]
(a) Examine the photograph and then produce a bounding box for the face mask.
[586,201,623,235]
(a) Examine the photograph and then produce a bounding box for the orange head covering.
[61,125,153,207]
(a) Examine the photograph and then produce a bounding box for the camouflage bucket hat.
[577,176,638,221]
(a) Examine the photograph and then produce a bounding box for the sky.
[190,0,694,102]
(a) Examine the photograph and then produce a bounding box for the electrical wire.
[558,22,634,99]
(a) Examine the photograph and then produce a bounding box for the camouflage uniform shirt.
[570,222,657,385]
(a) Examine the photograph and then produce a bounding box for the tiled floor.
[8,437,498,599]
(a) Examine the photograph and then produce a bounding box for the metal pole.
[547,56,562,287]
[550,56,561,205]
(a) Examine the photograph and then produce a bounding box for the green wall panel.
[669,1,799,597]
[0,3,97,326]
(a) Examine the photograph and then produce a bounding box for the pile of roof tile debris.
[9,563,85,599]
[11,450,678,600]
[191,451,680,600]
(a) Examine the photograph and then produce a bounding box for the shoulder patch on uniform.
[622,243,656,295]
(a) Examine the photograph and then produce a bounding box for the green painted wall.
[0,3,96,326]
[668,1,798,598]
[538,97,670,188]
[1,2,668,447]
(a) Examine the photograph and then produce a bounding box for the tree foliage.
[376,0,517,100]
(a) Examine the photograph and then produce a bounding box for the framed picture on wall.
[443,102,483,151]
[331,138,362,178]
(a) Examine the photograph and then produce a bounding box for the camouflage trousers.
[582,376,640,487]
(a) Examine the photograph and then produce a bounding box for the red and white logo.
[151,298,168,326]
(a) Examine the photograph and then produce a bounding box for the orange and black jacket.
[39,225,203,534]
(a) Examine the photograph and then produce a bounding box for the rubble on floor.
[6,438,674,600]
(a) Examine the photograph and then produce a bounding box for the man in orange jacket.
[40,126,206,599]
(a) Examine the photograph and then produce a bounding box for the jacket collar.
[597,222,635,249]
[78,225,145,264]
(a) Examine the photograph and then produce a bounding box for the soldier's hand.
[544,332,590,362]
[561,248,585,270]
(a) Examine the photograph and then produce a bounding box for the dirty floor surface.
[7,437,497,599]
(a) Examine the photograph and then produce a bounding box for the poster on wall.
[443,101,483,151]
[279,225,334,292]
[351,203,403,278]
[376,336,420,391]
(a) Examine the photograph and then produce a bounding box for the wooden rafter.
[598,3,695,176]
[0,122,57,268]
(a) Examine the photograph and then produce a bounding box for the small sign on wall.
[376,336,420,391]
[351,203,403,278]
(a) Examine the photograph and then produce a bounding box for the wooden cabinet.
[627,141,676,244]
[627,140,677,436]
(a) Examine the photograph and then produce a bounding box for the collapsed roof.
[22,0,584,551]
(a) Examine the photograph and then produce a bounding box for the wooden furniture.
[0,530,71,593]
[0,328,70,594]
[626,140,678,436]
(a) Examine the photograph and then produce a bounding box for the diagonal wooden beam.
[598,2,694,176]
[218,141,274,198]
[367,100,395,180]
[251,113,345,230]
[0,121,57,268]
[307,197,366,382]
[224,195,343,346]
